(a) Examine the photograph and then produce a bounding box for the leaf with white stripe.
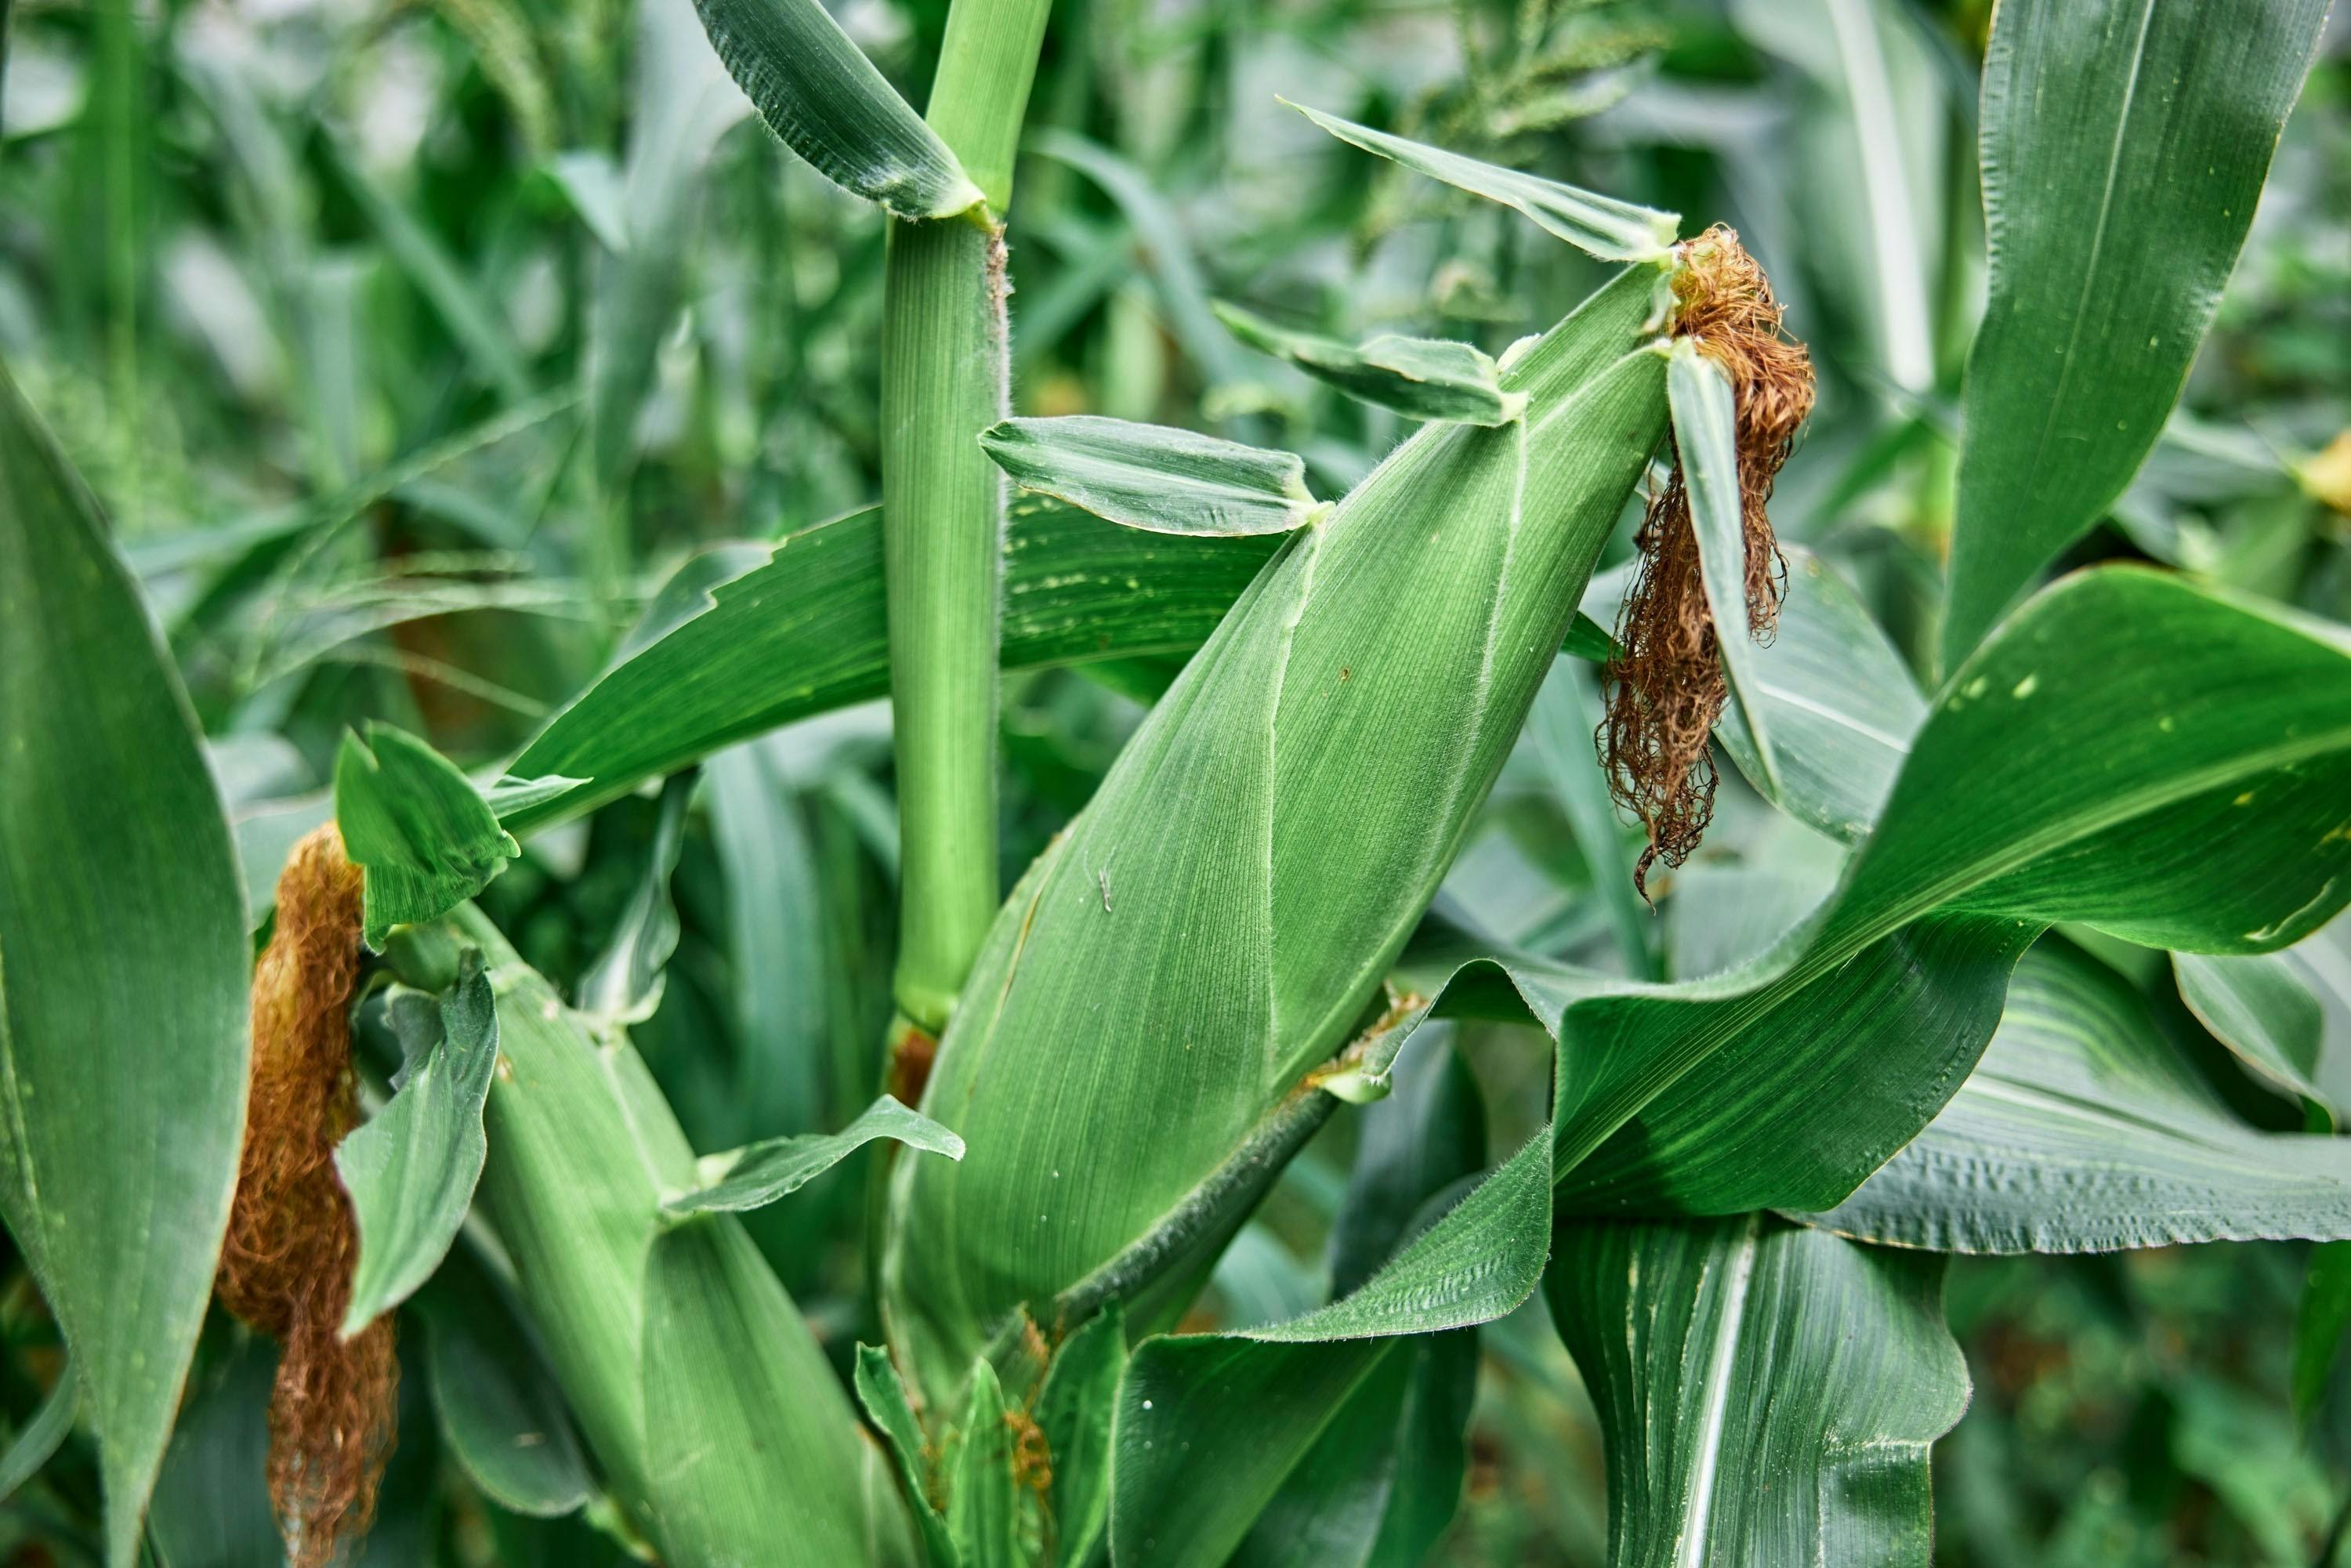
[1548,1214,1967,1568]
[980,416,1324,537]
[1215,302,1523,426]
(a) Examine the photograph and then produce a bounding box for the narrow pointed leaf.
[1285,100,1678,262]
[2295,1243,2351,1425]
[665,1095,964,1216]
[1802,942,2351,1251]
[948,1360,1021,1568]
[1668,338,1780,794]
[335,722,520,947]
[689,0,982,219]
[1944,0,2331,662]
[1547,1215,1969,1567]
[0,361,250,1568]
[576,768,694,1023]
[981,416,1323,537]
[0,1356,78,1504]
[1215,302,1521,426]
[1035,1304,1125,1568]
[337,954,502,1332]
[857,1345,961,1568]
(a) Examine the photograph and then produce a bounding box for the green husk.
[882,259,1679,1406]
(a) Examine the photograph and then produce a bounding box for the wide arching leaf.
[0,362,251,1567]
[1943,0,2331,662]
[981,416,1324,536]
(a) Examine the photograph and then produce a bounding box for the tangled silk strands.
[216,825,397,1567]
[1602,225,1817,898]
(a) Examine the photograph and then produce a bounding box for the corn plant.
[1,0,2349,1565]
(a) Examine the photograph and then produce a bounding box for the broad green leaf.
[640,1219,892,1563]
[414,1248,592,1519]
[144,1342,279,1568]
[1286,101,1679,262]
[0,1356,78,1504]
[980,415,1324,537]
[1943,0,2331,662]
[664,1095,964,1216]
[576,769,694,1023]
[1035,1303,1125,1568]
[2182,931,2332,1128]
[498,500,1281,833]
[689,0,982,219]
[1802,942,2351,1252]
[857,1344,960,1568]
[0,361,251,1567]
[947,1360,1023,1568]
[1668,338,1779,795]
[1547,1215,1969,1566]
[335,722,520,948]
[1214,302,1523,426]
[2295,1242,2351,1426]
[336,956,502,1333]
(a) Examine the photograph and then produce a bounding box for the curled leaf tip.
[1601,225,1816,898]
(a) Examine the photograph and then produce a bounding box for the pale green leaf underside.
[1804,941,2351,1251]
[335,722,520,948]
[2175,914,2347,1125]
[688,0,982,219]
[575,770,693,1023]
[414,1250,592,1519]
[337,956,502,1334]
[1215,301,1521,426]
[981,415,1323,536]
[1549,1215,1968,1567]
[1286,99,1679,262]
[665,1095,964,1216]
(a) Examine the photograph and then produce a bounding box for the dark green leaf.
[2295,1241,2351,1426]
[0,1356,78,1504]
[414,1248,592,1519]
[857,1344,960,1568]
[335,722,519,948]
[1035,1304,1125,1568]
[947,1360,1022,1568]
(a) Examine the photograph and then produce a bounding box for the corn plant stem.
[881,0,1052,1032]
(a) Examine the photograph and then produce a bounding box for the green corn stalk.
[882,0,1053,1034]
[447,904,904,1560]
[883,257,1681,1405]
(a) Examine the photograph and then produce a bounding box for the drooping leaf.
[1214,302,1523,426]
[2176,921,2340,1127]
[1668,337,1779,794]
[688,0,982,219]
[663,1095,964,1216]
[576,769,694,1023]
[1801,941,2351,1252]
[335,721,519,948]
[0,360,251,1568]
[336,954,502,1333]
[413,1248,592,1519]
[1548,1215,1969,1566]
[0,1355,78,1504]
[1285,100,1679,262]
[1943,0,2331,662]
[980,415,1324,536]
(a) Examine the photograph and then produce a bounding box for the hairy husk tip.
[216,824,397,1566]
[1602,224,1815,897]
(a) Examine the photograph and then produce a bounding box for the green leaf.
[336,954,502,1333]
[2176,927,2338,1126]
[706,737,828,1135]
[1801,941,2351,1251]
[413,1248,592,1519]
[0,360,251,1568]
[948,1359,1022,1568]
[1284,100,1679,262]
[0,1356,78,1504]
[664,1095,964,1216]
[1943,0,2331,662]
[1035,1303,1125,1568]
[335,722,520,948]
[2294,1242,2351,1426]
[498,500,1281,834]
[1668,337,1780,795]
[980,416,1324,537]
[857,1344,960,1568]
[689,0,983,219]
[1547,1215,1969,1566]
[1528,657,1657,979]
[1213,302,1523,426]
[576,769,694,1023]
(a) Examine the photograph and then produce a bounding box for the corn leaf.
[690,0,982,220]
[336,955,502,1333]
[0,362,250,1568]
[1668,338,1780,795]
[575,768,694,1023]
[1529,657,1657,979]
[1035,1303,1125,1568]
[0,1356,78,1505]
[414,1248,592,1519]
[1285,100,1679,262]
[980,415,1324,536]
[2295,1244,2351,1425]
[336,722,520,947]
[664,1095,964,1216]
[1547,1215,1969,1566]
[856,1345,960,1568]
[948,1360,1023,1568]
[1943,0,2330,663]
[1802,940,2351,1251]
[2175,917,2344,1127]
[1214,302,1522,426]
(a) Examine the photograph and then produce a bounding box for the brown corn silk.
[1603,224,1816,895]
[216,825,397,1567]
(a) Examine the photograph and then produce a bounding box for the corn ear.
[882,260,1676,1404]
